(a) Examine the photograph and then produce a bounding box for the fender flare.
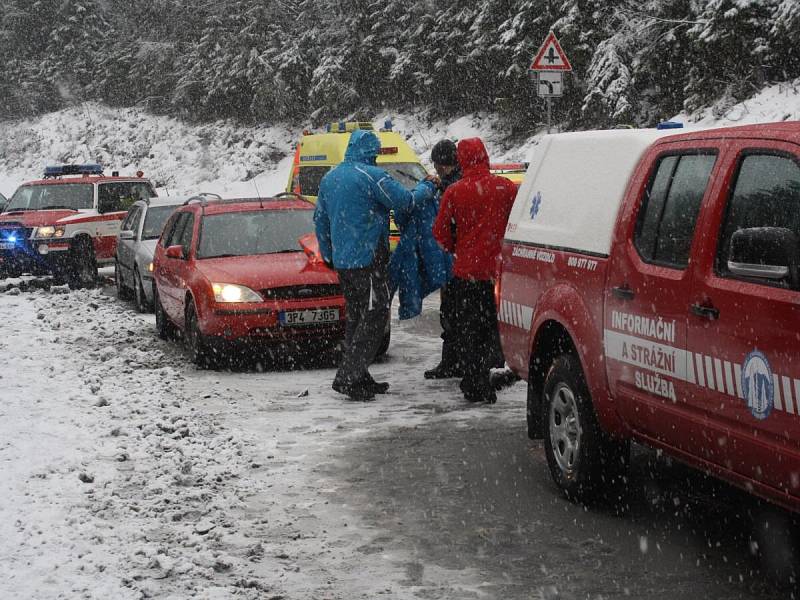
[527,282,627,437]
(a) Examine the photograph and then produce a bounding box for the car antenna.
[252,177,264,208]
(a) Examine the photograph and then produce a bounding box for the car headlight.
[147,262,154,273]
[35,225,65,238]
[211,283,262,303]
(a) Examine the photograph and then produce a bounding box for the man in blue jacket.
[314,129,436,401]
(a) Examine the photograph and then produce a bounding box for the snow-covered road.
[0,283,789,599]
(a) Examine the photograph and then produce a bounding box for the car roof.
[136,195,193,208]
[185,197,314,216]
[20,176,152,186]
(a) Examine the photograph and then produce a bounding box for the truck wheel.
[133,268,150,313]
[115,260,131,300]
[542,354,629,502]
[526,378,544,440]
[154,286,176,340]
[185,300,216,368]
[67,238,97,290]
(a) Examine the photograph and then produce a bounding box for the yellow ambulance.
[286,120,428,248]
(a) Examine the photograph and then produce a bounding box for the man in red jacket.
[432,137,517,403]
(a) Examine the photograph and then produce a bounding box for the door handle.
[691,303,719,320]
[612,285,635,301]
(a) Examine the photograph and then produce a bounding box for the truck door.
[687,142,800,499]
[604,146,718,447]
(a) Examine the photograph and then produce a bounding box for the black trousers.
[449,277,497,396]
[438,282,461,369]
[334,246,390,386]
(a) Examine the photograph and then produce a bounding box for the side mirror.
[165,245,185,260]
[728,227,799,287]
[119,230,135,241]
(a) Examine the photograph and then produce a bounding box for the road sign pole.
[547,97,552,134]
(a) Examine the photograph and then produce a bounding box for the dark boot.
[459,379,497,404]
[361,373,390,394]
[424,362,463,379]
[332,379,376,401]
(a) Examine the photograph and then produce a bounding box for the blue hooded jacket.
[388,190,453,320]
[314,129,435,270]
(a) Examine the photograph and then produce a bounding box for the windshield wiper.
[268,249,303,254]
[200,253,242,259]
[41,205,78,211]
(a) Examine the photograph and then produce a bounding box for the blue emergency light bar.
[656,121,684,130]
[44,163,104,178]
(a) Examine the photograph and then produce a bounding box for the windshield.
[142,205,179,240]
[380,162,428,190]
[197,209,314,259]
[7,184,93,211]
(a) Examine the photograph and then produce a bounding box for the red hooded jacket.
[433,138,518,281]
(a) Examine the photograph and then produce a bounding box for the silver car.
[115,196,187,311]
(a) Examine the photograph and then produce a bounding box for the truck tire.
[67,238,97,290]
[527,379,545,440]
[542,354,629,502]
[154,286,177,340]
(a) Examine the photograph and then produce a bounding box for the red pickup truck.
[498,122,800,513]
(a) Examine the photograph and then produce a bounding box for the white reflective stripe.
[685,352,696,384]
[773,374,784,411]
[714,359,725,394]
[705,356,715,391]
[695,353,706,387]
[783,376,794,414]
[734,364,744,399]
[499,300,507,323]
[795,380,800,414]
[724,362,735,399]
[520,305,533,330]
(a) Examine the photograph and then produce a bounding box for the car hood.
[195,252,339,290]
[0,210,79,227]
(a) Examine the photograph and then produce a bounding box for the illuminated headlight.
[212,283,262,303]
[147,262,154,273]
[35,225,65,238]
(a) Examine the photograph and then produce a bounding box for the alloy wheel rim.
[549,382,582,475]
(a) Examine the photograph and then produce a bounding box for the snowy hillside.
[2,78,800,198]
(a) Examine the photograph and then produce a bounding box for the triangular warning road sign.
[530,31,572,72]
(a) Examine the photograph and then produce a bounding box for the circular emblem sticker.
[741,350,774,420]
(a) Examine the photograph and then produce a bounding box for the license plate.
[279,308,340,326]
[0,242,15,250]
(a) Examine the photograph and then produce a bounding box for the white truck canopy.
[506,128,676,256]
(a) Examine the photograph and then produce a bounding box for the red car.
[152,195,347,366]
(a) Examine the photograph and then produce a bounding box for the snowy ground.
[0,280,792,600]
[0,282,528,599]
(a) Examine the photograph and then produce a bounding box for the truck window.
[634,153,716,268]
[716,153,800,287]
[298,167,330,196]
[98,182,156,212]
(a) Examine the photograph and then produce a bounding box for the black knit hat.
[431,139,458,166]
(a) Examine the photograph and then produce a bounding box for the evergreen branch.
[616,7,706,27]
